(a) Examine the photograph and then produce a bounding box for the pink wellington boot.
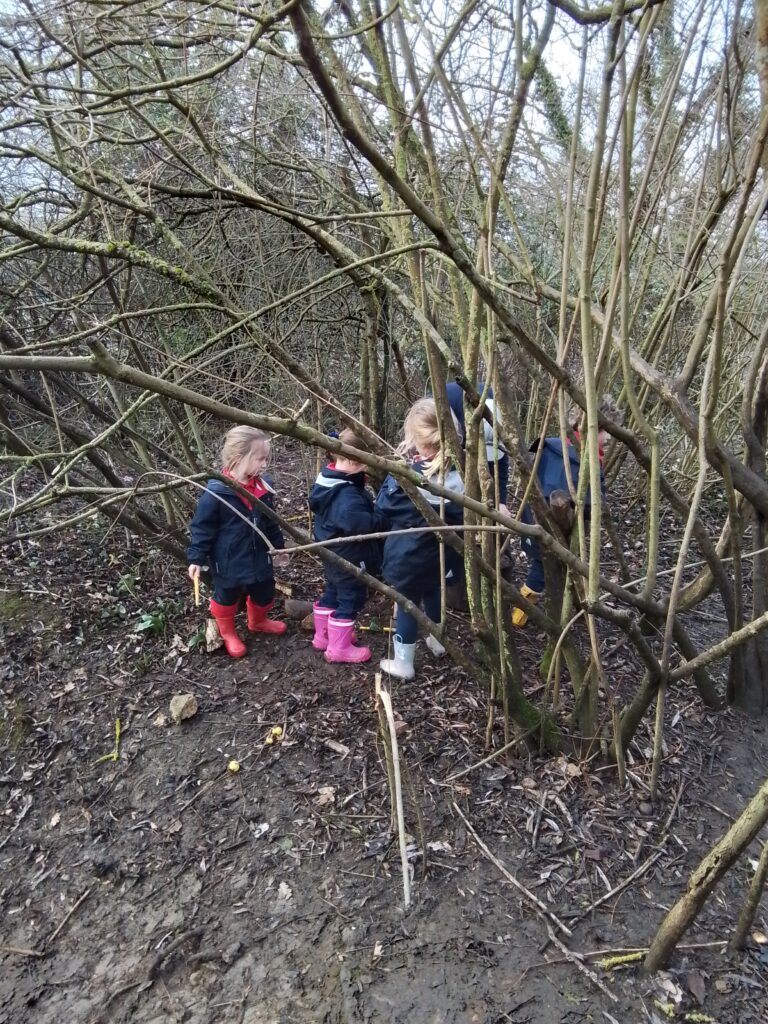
[246,598,287,636]
[324,617,370,664]
[210,600,247,658]
[312,604,333,651]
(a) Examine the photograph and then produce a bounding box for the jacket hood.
[309,466,364,515]
[535,437,581,466]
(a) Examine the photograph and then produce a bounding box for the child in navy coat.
[309,428,388,663]
[445,381,509,513]
[513,397,621,626]
[376,399,464,680]
[187,426,288,658]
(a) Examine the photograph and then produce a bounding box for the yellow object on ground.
[228,760,240,773]
[265,725,283,746]
[511,586,542,628]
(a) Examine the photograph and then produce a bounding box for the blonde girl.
[187,426,288,658]
[374,400,464,680]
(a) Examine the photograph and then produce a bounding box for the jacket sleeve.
[338,489,388,538]
[373,507,391,533]
[187,489,220,565]
[495,453,510,498]
[374,477,396,522]
[259,494,285,551]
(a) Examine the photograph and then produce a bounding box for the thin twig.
[545,924,619,1003]
[565,850,663,922]
[46,887,93,946]
[452,801,572,937]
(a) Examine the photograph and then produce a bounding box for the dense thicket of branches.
[2,0,768,766]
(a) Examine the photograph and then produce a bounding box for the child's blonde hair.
[398,398,454,478]
[220,426,270,470]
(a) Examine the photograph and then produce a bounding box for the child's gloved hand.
[272,550,290,569]
[188,564,202,580]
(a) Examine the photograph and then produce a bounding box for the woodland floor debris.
[1,501,768,1023]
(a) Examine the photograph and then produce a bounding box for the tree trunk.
[644,775,768,972]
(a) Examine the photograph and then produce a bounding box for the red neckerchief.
[570,430,605,465]
[223,470,269,508]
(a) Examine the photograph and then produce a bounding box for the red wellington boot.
[246,598,287,636]
[210,600,247,658]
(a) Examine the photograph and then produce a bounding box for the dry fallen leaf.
[656,973,684,1005]
[315,785,336,807]
[205,617,223,653]
[323,738,350,757]
[687,969,706,1005]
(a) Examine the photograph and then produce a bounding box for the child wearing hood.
[187,426,288,658]
[513,396,622,626]
[375,399,464,680]
[309,428,388,663]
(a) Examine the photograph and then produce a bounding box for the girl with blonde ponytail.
[375,399,464,680]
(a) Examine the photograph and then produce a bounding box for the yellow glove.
[512,585,542,628]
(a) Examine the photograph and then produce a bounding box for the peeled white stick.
[375,673,411,909]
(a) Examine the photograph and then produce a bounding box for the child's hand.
[272,550,290,569]
[188,564,202,581]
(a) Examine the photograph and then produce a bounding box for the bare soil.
[2,512,768,1024]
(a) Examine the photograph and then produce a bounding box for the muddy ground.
[2,505,768,1024]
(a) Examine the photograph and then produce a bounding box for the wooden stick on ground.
[568,850,663,922]
[545,924,619,1003]
[46,887,92,946]
[452,801,572,938]
[376,674,411,909]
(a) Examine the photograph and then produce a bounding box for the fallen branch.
[147,927,205,979]
[565,850,663,921]
[46,887,93,947]
[452,801,572,937]
[545,923,619,1003]
[1,886,94,960]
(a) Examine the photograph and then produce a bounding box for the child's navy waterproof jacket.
[375,463,464,592]
[445,381,509,495]
[187,477,284,587]
[531,437,605,508]
[309,467,387,579]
